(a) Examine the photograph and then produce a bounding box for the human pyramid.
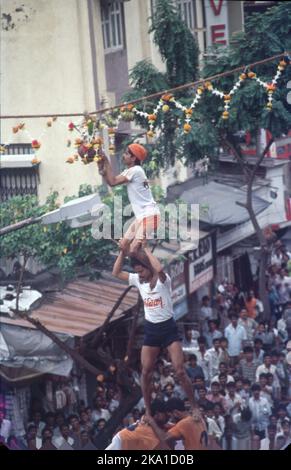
[97,144,208,450]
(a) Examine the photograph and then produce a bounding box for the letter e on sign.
[211,24,226,45]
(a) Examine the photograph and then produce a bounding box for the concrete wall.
[1,0,103,204]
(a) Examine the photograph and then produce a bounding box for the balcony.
[0,144,40,201]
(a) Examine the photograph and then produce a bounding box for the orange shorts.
[123,214,160,241]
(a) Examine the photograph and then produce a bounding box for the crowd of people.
[1,240,291,450]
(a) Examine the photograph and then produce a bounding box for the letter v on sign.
[210,0,223,16]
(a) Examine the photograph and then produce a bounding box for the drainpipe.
[87,0,100,109]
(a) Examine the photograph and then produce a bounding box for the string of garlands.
[65,56,290,162]
[0,58,289,165]
[65,111,122,164]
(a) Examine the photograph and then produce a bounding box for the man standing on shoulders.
[112,242,197,417]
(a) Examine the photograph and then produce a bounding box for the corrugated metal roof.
[0,278,138,337]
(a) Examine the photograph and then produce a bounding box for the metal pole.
[0,216,42,236]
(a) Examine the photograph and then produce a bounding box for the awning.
[179,181,270,225]
[0,365,44,383]
[152,230,209,262]
[0,277,138,337]
[0,324,74,377]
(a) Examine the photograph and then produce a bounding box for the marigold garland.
[2,59,289,165]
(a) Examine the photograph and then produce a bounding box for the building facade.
[1,0,244,203]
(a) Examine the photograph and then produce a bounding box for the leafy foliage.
[122,1,291,172]
[122,0,200,172]
[149,0,199,87]
[0,187,114,281]
[201,2,291,142]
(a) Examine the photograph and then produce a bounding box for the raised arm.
[98,156,128,187]
[143,244,167,283]
[112,250,129,282]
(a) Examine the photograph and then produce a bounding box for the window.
[0,168,39,201]
[0,144,39,201]
[101,1,124,51]
[151,1,197,35]
[176,0,196,32]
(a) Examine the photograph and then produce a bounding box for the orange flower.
[148,114,157,121]
[185,108,193,115]
[120,106,126,113]
[184,123,191,133]
[266,83,276,92]
[92,137,103,145]
[248,71,256,79]
[127,104,134,111]
[222,111,229,119]
[204,81,213,91]
[239,73,247,80]
[162,93,173,102]
[224,94,231,101]
[279,60,287,68]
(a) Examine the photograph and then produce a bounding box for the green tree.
[0,187,114,286]
[197,2,291,319]
[122,0,201,171]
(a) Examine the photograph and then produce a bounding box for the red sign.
[206,0,228,47]
[211,24,227,45]
[210,0,224,16]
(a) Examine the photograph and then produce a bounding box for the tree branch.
[124,296,142,366]
[89,285,136,348]
[220,133,251,179]
[246,136,274,248]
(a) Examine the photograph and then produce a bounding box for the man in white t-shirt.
[112,242,197,417]
[52,424,75,449]
[98,143,160,254]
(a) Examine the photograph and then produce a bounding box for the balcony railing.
[0,144,39,201]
